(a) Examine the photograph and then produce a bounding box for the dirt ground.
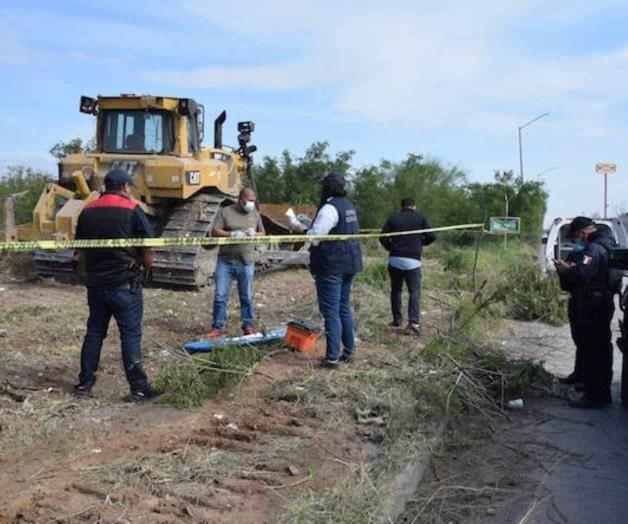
[0,262,428,523]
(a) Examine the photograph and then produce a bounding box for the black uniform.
[559,231,615,403]
[559,249,586,382]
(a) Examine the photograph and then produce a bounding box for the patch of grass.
[282,467,386,523]
[356,259,389,291]
[441,247,476,273]
[155,343,265,408]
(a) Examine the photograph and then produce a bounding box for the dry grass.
[0,392,109,457]
[84,447,245,489]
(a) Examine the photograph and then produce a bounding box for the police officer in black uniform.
[556,217,615,408]
[74,168,158,401]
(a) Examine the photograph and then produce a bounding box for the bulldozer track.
[152,192,229,288]
[33,249,76,279]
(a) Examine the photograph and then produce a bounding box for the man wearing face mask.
[205,187,265,337]
[555,216,617,408]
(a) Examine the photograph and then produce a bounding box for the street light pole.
[518,112,549,181]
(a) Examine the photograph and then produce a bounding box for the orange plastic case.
[284,321,321,353]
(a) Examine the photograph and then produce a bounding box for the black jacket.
[379,209,436,260]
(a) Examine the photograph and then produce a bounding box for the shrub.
[503,263,567,326]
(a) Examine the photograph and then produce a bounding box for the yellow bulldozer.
[5,94,312,287]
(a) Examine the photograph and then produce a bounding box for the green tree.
[250,141,547,238]
[253,156,285,203]
[0,166,51,227]
[49,137,96,160]
[352,165,393,228]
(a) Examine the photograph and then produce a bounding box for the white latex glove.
[245,227,257,237]
[285,208,297,221]
[288,219,307,233]
[230,230,247,239]
[285,207,308,232]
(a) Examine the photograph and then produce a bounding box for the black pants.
[388,265,422,325]
[567,297,584,380]
[79,283,148,392]
[570,294,614,402]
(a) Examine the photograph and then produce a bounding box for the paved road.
[496,319,628,524]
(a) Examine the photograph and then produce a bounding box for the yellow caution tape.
[0,223,483,252]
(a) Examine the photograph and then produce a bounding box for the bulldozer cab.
[82,95,204,158]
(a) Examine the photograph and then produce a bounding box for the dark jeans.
[212,258,256,330]
[571,294,614,401]
[79,283,148,392]
[314,273,356,361]
[388,266,422,324]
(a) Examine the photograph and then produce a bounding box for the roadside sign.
[489,217,520,235]
[596,163,618,218]
[596,163,617,175]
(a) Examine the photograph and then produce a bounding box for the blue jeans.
[314,273,356,361]
[79,283,148,392]
[212,259,256,330]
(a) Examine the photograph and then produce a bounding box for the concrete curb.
[378,422,447,522]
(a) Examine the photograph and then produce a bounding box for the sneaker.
[204,329,224,339]
[73,383,94,399]
[321,359,340,369]
[389,321,402,329]
[242,326,256,336]
[339,352,354,363]
[407,323,421,336]
[127,386,162,403]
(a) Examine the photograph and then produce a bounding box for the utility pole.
[518,112,549,181]
[596,163,617,218]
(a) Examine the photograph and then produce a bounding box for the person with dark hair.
[379,198,435,335]
[74,168,157,401]
[555,216,616,408]
[288,171,363,367]
[205,187,265,338]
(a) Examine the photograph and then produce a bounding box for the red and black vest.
[76,193,142,289]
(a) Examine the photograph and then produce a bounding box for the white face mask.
[243,200,256,213]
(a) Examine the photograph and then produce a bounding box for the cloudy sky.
[1,0,628,223]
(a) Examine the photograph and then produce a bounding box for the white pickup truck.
[541,217,628,271]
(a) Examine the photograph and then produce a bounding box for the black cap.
[566,216,593,239]
[322,170,346,188]
[104,168,136,190]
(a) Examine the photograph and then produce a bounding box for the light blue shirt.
[389,256,421,270]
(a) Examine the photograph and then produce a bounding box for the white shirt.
[307,203,339,245]
[389,256,422,270]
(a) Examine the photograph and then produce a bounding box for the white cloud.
[145,62,316,90]
[136,0,628,145]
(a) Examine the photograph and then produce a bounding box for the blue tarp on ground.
[184,328,287,353]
